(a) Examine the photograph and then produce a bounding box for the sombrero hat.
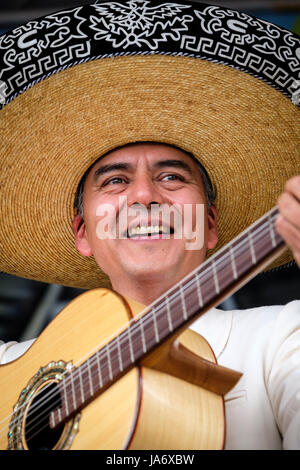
[0,0,299,290]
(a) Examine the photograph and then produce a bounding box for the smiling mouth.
[127,225,174,238]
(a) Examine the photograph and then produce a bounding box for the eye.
[102,176,127,186]
[161,173,185,182]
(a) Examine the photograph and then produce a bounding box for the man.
[0,0,299,450]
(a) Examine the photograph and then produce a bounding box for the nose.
[127,173,164,208]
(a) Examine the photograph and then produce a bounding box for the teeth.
[128,225,170,237]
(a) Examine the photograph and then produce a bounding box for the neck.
[111,273,178,305]
[109,249,207,306]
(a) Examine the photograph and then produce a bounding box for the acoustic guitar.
[0,206,286,450]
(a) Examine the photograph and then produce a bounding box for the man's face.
[73,143,218,289]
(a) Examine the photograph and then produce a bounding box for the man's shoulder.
[228,299,300,328]
[190,300,300,357]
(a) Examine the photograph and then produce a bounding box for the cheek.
[84,194,120,241]
[174,194,207,229]
[94,208,119,241]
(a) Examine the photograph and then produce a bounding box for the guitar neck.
[50,206,286,428]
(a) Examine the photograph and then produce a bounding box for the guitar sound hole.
[24,382,64,450]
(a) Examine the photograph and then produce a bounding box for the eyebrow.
[93,158,194,182]
[153,159,193,175]
[93,163,131,181]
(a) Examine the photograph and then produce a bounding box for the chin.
[121,259,171,280]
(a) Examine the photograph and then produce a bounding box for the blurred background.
[0,0,299,344]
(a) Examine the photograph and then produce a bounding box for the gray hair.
[74,144,216,219]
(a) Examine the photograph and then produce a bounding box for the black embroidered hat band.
[0,0,299,289]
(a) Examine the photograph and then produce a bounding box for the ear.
[206,205,218,250]
[72,214,93,257]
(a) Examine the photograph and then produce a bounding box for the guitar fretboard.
[50,206,284,428]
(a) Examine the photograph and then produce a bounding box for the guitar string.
[2,210,280,444]
[2,211,281,445]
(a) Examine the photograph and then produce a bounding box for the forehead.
[102,143,192,160]
[88,143,202,177]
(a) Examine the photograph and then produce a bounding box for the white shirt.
[1,300,300,450]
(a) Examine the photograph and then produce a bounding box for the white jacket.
[1,300,300,450]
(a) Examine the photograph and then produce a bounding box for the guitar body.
[0,289,224,450]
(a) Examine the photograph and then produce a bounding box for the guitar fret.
[127,328,135,363]
[152,307,160,343]
[87,358,94,397]
[180,285,188,320]
[139,318,147,353]
[195,273,203,307]
[229,245,238,279]
[63,376,69,417]
[96,351,103,387]
[116,334,124,371]
[212,260,220,294]
[248,231,256,264]
[70,371,76,412]
[50,411,56,429]
[165,296,174,332]
[79,366,85,404]
[106,344,113,381]
[268,213,277,248]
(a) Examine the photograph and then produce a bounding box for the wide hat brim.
[0,1,299,290]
